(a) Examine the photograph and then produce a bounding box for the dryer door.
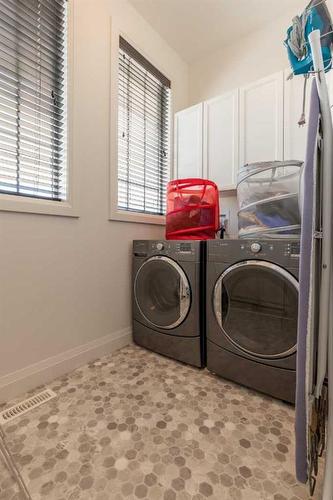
[213,260,299,359]
[134,256,191,330]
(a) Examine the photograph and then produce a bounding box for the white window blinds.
[0,0,67,201]
[118,37,171,215]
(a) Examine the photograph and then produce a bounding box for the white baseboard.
[0,328,132,404]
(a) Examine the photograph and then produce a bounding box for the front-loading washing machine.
[206,239,300,403]
[133,240,205,368]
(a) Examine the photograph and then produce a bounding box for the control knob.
[156,242,164,251]
[250,242,262,254]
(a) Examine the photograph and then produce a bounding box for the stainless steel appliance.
[206,239,300,403]
[132,240,205,367]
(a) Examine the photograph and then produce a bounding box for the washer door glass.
[135,256,191,329]
[213,261,298,359]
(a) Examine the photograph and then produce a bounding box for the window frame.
[109,26,172,225]
[0,0,79,218]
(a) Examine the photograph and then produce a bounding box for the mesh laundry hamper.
[237,161,303,238]
[166,178,220,240]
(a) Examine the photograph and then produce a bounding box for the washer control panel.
[151,241,195,254]
[133,240,201,261]
[177,242,194,254]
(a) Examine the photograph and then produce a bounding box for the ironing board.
[295,30,333,499]
[295,78,320,487]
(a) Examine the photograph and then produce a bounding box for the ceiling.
[129,0,306,63]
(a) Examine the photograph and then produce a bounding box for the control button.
[250,242,262,254]
[156,242,164,251]
[240,245,245,250]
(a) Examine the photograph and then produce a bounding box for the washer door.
[213,260,299,359]
[134,256,191,330]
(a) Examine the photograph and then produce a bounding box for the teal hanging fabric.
[285,0,333,75]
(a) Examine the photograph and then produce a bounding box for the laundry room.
[1,0,333,499]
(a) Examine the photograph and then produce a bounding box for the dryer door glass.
[135,256,191,330]
[214,261,298,359]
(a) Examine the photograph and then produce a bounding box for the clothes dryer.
[206,239,300,402]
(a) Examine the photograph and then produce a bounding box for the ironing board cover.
[295,79,320,484]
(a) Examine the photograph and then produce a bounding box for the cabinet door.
[284,70,310,162]
[174,103,203,179]
[203,90,239,190]
[239,72,284,167]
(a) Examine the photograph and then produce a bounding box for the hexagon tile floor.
[0,458,22,499]
[0,345,323,500]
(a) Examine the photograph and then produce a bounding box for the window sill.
[109,209,165,225]
[0,194,79,218]
[219,185,237,195]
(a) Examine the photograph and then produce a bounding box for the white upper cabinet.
[173,69,309,191]
[284,69,333,162]
[284,70,310,162]
[239,72,284,166]
[174,103,203,179]
[203,90,239,190]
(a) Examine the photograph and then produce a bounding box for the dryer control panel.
[208,239,300,268]
[241,240,300,258]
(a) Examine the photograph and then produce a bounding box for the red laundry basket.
[166,178,220,240]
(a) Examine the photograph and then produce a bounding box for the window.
[0,0,68,201]
[118,37,171,216]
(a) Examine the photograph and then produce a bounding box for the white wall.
[189,7,303,104]
[0,0,188,400]
[188,5,307,236]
